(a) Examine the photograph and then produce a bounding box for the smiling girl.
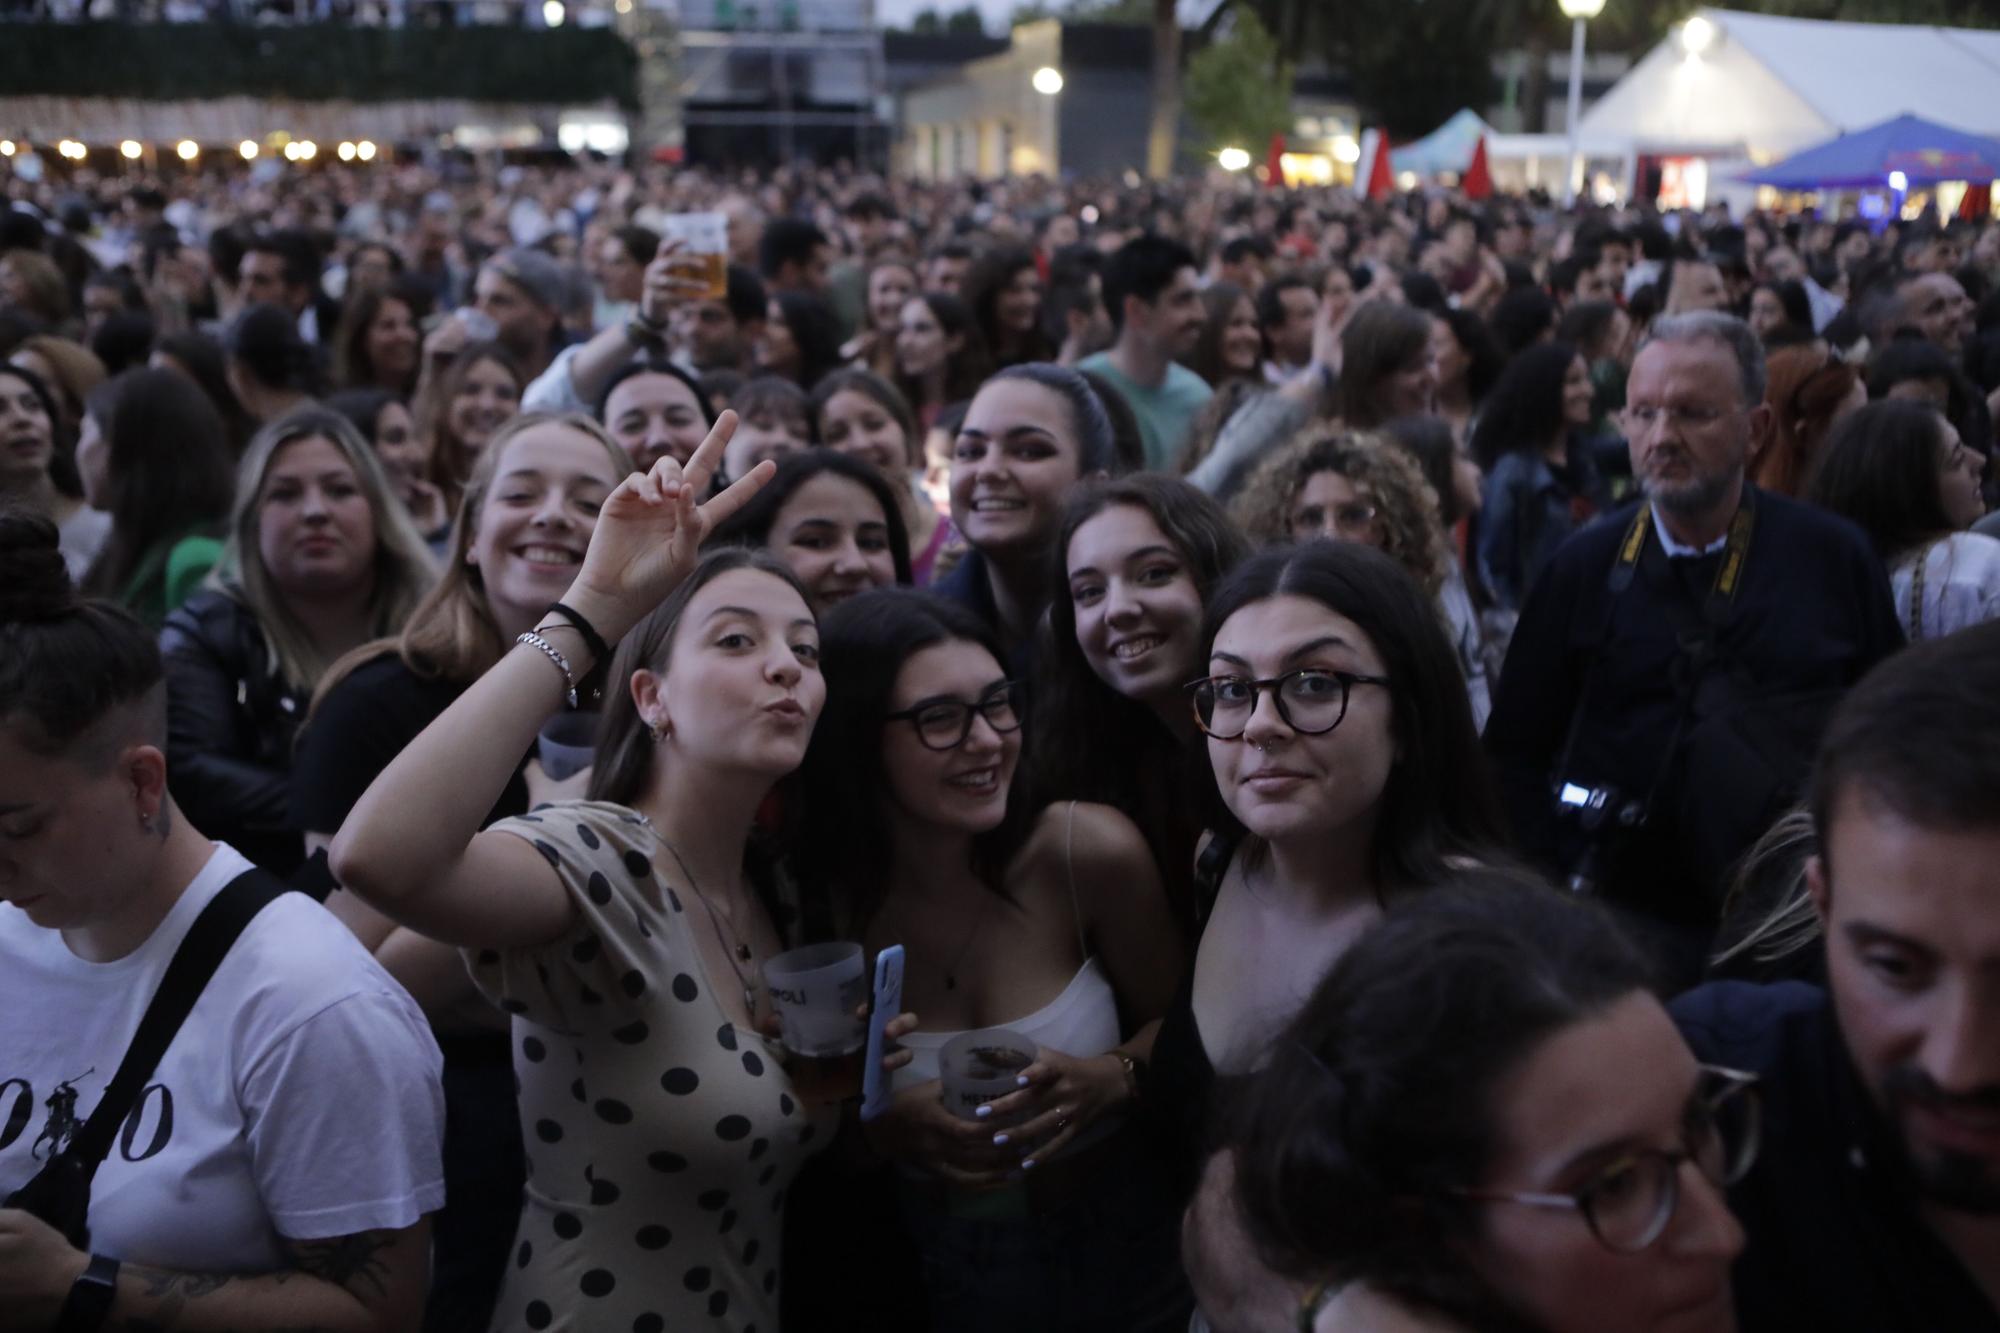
[292,411,631,1331]
[1034,475,1249,927]
[794,587,1190,1331]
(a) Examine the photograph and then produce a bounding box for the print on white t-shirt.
[0,843,445,1272]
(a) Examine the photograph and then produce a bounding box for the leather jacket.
[159,587,308,874]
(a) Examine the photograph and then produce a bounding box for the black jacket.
[1673,982,2000,1333]
[1484,487,1903,931]
[159,587,308,874]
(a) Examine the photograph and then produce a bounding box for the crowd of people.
[2,152,1999,1333]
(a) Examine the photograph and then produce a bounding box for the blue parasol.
[1739,113,2000,190]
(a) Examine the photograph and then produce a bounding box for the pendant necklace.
[910,889,992,992]
[638,815,758,1018]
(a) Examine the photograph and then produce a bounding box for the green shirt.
[122,532,225,629]
[1076,353,1214,472]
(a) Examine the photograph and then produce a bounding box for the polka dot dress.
[467,801,834,1332]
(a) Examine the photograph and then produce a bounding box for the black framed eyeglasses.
[1183,669,1391,741]
[885,680,1024,751]
[1452,1064,1761,1254]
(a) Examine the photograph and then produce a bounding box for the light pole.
[1032,67,1062,177]
[1559,0,1605,207]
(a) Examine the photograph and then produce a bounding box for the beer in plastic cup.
[658,212,729,301]
[765,942,868,1103]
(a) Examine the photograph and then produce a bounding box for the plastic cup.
[938,1028,1038,1124]
[658,212,729,301]
[765,942,868,1102]
[454,305,499,342]
[536,711,598,782]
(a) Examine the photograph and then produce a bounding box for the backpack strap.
[63,866,290,1174]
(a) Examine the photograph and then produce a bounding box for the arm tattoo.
[279,1229,396,1302]
[107,1229,395,1332]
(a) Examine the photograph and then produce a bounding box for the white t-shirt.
[0,844,446,1273]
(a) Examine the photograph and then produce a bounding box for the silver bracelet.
[517,631,578,708]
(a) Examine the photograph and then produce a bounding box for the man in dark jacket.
[1672,621,2000,1332]
[1485,312,1903,980]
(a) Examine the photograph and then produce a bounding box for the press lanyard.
[1608,493,1757,622]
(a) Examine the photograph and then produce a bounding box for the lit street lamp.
[1032,67,1063,96]
[1558,0,1606,207]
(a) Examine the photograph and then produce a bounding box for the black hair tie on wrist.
[544,601,613,665]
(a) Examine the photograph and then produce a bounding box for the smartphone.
[859,944,905,1122]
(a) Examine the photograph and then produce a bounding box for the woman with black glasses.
[1221,882,1753,1333]
[790,587,1190,1331]
[1147,541,1507,1182]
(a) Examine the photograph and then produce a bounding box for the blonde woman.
[1233,431,1491,728]
[160,407,435,876]
[292,410,633,1332]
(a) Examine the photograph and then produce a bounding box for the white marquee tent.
[1578,7,2000,163]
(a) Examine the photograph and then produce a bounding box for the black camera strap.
[1551,489,1758,813]
[3,865,290,1248]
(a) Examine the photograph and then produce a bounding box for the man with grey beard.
[1483,312,1903,984]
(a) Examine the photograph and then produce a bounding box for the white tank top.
[891,956,1122,1092]
[888,804,1126,1157]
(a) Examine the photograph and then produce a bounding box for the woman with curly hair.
[1233,431,1491,726]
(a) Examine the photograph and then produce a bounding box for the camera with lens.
[1552,782,1647,896]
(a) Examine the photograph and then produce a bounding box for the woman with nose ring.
[1144,541,1508,1183]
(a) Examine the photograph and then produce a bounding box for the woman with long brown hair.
[894,292,991,432]
[332,280,427,398]
[293,411,632,1332]
[418,341,524,515]
[74,366,236,626]
[1034,474,1249,924]
[332,417,900,1331]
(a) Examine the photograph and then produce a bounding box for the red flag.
[1960,182,1990,221]
[1363,129,1396,200]
[1463,134,1493,200]
[1267,131,1286,188]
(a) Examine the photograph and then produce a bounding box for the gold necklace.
[637,815,758,1018]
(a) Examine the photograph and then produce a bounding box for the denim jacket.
[1477,445,1606,611]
